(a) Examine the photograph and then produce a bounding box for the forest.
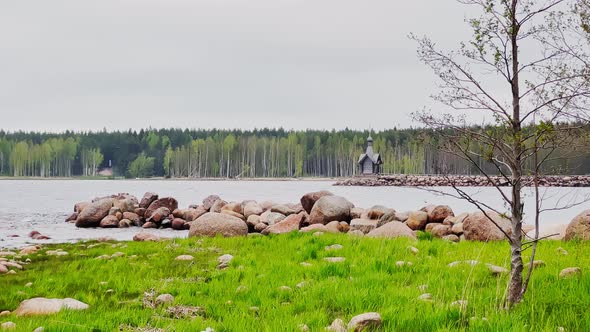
[0,127,587,178]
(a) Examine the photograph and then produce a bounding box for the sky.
[0,0,474,132]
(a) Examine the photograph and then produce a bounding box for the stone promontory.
[334,175,590,187]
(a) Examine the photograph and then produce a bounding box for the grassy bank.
[1,233,589,331]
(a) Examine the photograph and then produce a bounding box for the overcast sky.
[0,0,474,132]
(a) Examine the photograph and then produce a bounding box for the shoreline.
[0,176,338,182]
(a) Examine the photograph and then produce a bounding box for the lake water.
[1,179,589,248]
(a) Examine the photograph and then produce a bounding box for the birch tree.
[413,0,590,306]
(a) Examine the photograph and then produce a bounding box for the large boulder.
[75,199,113,227]
[139,192,158,209]
[260,211,286,225]
[74,202,90,214]
[262,212,305,235]
[367,222,416,239]
[221,202,243,215]
[308,196,354,225]
[243,201,263,218]
[565,210,590,241]
[14,297,89,316]
[113,198,137,213]
[421,205,454,224]
[122,212,141,226]
[99,215,119,228]
[210,199,228,213]
[300,190,334,214]
[363,205,393,220]
[189,212,248,237]
[271,204,299,216]
[145,197,178,220]
[405,211,428,230]
[463,211,512,241]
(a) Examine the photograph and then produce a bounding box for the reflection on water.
[0,179,588,248]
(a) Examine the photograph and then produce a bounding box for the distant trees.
[0,127,588,178]
[127,153,155,178]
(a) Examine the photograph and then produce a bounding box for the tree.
[414,0,590,306]
[128,153,155,178]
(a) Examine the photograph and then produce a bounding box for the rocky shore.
[63,191,590,242]
[334,175,590,187]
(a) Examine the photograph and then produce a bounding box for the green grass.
[1,233,589,331]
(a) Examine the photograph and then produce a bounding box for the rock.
[300,224,328,233]
[14,297,89,316]
[324,257,345,263]
[175,255,194,261]
[221,202,243,215]
[0,311,9,316]
[0,322,15,330]
[134,208,146,218]
[148,207,171,223]
[364,205,393,220]
[210,199,228,213]
[347,312,382,332]
[172,218,186,230]
[262,212,304,235]
[349,219,378,234]
[202,195,222,211]
[145,197,178,220]
[133,232,162,242]
[29,231,50,240]
[367,222,417,239]
[74,202,90,214]
[221,210,246,221]
[118,219,131,228]
[155,294,175,305]
[325,221,343,233]
[350,207,365,219]
[524,260,546,269]
[409,246,419,254]
[339,221,350,233]
[565,210,590,241]
[261,211,287,225]
[76,198,113,227]
[463,211,512,241]
[109,207,122,216]
[327,318,347,332]
[172,209,184,219]
[139,192,158,209]
[122,212,141,226]
[442,234,460,242]
[486,264,508,275]
[396,261,412,267]
[142,221,156,229]
[189,212,248,237]
[424,223,441,232]
[217,254,234,269]
[421,205,454,223]
[418,293,433,301]
[19,246,38,255]
[309,196,353,224]
[431,224,452,238]
[556,247,569,255]
[243,201,263,218]
[300,190,334,214]
[377,210,397,227]
[113,198,137,213]
[559,267,581,278]
[406,211,429,230]
[271,204,298,216]
[325,244,343,251]
[395,211,410,222]
[184,207,208,222]
[46,249,68,256]
[451,223,464,235]
[448,260,479,267]
[254,222,268,233]
[246,215,261,227]
[65,212,78,223]
[99,215,119,228]
[0,265,7,274]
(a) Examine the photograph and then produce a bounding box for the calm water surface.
[1,180,588,248]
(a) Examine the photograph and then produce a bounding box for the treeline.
[0,127,587,178]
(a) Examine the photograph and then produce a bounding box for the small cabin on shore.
[358,135,382,175]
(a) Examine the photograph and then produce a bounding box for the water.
[1,179,589,248]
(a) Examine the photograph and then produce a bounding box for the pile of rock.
[67,190,590,242]
[335,175,590,187]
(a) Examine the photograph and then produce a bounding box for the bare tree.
[413,0,590,306]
